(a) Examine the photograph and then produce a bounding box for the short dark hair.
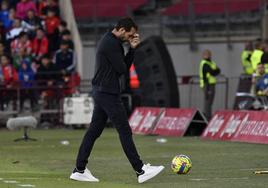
[1,53,11,61]
[60,20,67,27]
[115,17,138,32]
[62,30,71,36]
[60,40,69,46]
[41,53,50,60]
[19,31,27,38]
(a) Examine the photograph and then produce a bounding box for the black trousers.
[204,84,215,120]
[76,90,143,172]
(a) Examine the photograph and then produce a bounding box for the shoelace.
[143,163,151,169]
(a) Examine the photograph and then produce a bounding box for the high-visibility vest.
[250,49,263,71]
[199,60,217,88]
[129,64,140,89]
[241,50,254,75]
[265,64,268,74]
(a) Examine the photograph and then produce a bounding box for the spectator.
[0,22,5,44]
[251,40,263,72]
[241,41,253,75]
[16,0,37,20]
[11,31,32,56]
[2,8,16,31]
[22,9,42,38]
[56,19,69,48]
[9,0,20,9]
[13,47,32,70]
[32,28,48,61]
[45,8,59,52]
[18,60,36,110]
[252,63,268,96]
[0,1,10,30]
[38,0,47,18]
[39,0,59,19]
[199,49,221,119]
[60,30,74,49]
[6,18,23,40]
[261,40,268,73]
[1,54,18,110]
[53,40,76,77]
[0,41,7,56]
[36,54,59,108]
[58,20,67,34]
[1,54,18,86]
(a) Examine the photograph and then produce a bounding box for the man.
[250,40,263,72]
[70,17,164,183]
[6,18,23,40]
[261,40,268,73]
[241,41,253,75]
[53,40,76,76]
[252,63,268,95]
[36,54,59,108]
[199,49,221,119]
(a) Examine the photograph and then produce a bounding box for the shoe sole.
[138,166,165,183]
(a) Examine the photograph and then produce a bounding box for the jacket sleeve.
[124,48,135,70]
[104,41,127,75]
[66,51,77,72]
[202,64,221,84]
[203,63,221,76]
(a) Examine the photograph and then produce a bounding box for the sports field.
[0,128,267,188]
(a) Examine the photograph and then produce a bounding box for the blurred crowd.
[0,0,79,111]
[241,39,268,96]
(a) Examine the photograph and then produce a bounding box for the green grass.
[0,128,268,188]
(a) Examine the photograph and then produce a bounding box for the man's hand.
[129,33,140,49]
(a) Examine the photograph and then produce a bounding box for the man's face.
[27,10,34,18]
[42,58,50,66]
[203,50,211,60]
[1,56,9,66]
[257,64,265,75]
[60,44,69,51]
[37,30,44,39]
[0,43,4,52]
[118,27,137,42]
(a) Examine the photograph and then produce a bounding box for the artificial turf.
[0,128,267,188]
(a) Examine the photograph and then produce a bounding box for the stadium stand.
[157,0,266,42]
[162,0,262,16]
[71,0,148,19]
[0,0,81,126]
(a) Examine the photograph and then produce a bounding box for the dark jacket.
[36,62,59,86]
[92,31,135,94]
[18,61,35,88]
[202,60,221,85]
[54,48,76,74]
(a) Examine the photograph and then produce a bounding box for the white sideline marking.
[5,177,41,180]
[18,184,36,187]
[4,180,18,183]
[190,177,249,181]
[214,177,249,180]
[240,168,268,171]
[190,178,208,181]
[0,171,50,174]
[0,178,3,180]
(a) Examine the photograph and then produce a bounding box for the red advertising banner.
[152,108,201,136]
[202,110,268,144]
[129,107,163,135]
[232,111,268,144]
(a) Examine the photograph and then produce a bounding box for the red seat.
[72,0,148,18]
[162,0,264,16]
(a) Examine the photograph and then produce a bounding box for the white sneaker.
[70,168,99,182]
[138,164,165,183]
